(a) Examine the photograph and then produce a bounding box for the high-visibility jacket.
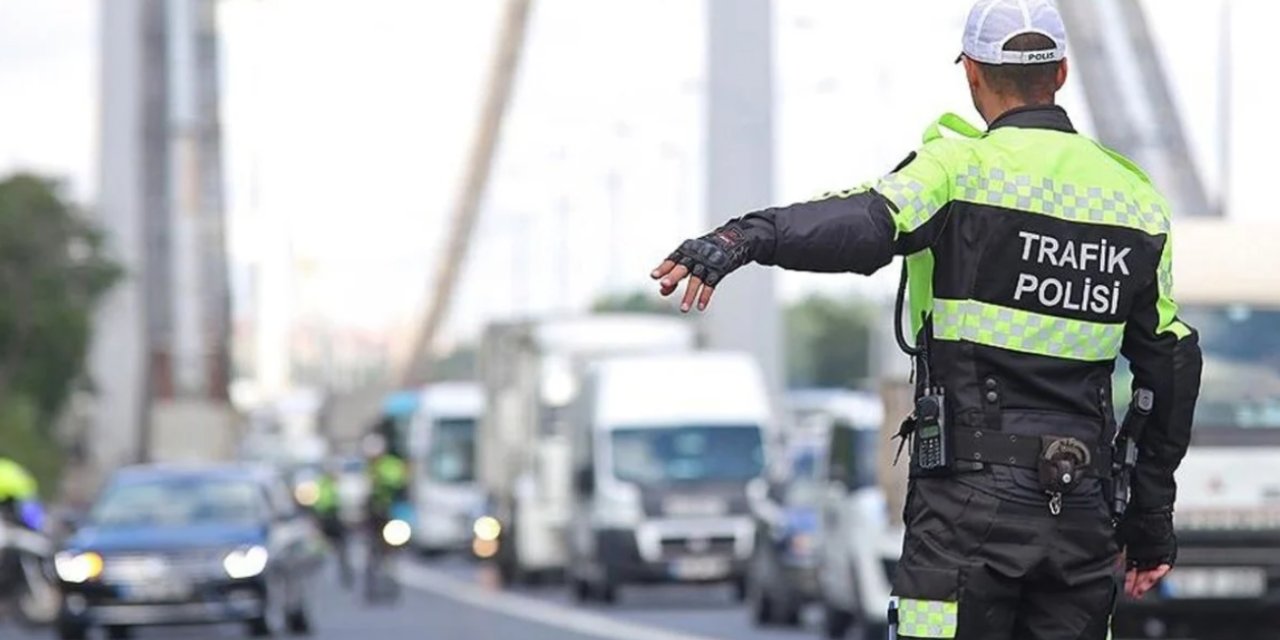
[0,458,37,502]
[368,454,408,513]
[313,474,339,518]
[730,105,1202,517]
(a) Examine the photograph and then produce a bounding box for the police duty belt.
[951,428,1108,476]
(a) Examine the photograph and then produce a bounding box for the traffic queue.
[7,305,1274,640]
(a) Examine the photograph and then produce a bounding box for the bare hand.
[1124,564,1171,599]
[650,259,715,313]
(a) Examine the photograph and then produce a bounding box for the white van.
[477,315,696,583]
[407,382,485,555]
[567,352,774,603]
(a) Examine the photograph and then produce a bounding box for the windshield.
[610,425,764,486]
[829,425,880,490]
[392,414,414,457]
[425,417,477,483]
[784,447,824,504]
[1114,304,1280,429]
[90,477,267,528]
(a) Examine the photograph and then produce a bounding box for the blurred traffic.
[1,1,1279,639]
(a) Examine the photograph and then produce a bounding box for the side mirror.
[574,467,595,495]
[746,478,785,530]
[56,510,84,535]
[746,477,769,505]
[827,464,850,491]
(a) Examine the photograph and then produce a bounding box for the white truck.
[566,352,775,603]
[476,314,695,583]
[1113,220,1280,640]
[406,382,485,556]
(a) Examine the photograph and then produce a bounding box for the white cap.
[960,0,1067,65]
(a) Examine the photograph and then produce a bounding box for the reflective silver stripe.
[933,298,1124,362]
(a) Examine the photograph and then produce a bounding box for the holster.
[1111,388,1154,521]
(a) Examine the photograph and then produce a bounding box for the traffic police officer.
[312,464,353,587]
[362,431,409,530]
[651,1,1203,638]
[0,457,41,530]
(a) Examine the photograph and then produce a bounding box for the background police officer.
[0,458,40,531]
[651,1,1203,638]
[312,461,353,588]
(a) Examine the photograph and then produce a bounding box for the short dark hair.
[974,33,1061,102]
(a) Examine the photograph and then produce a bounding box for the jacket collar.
[988,104,1076,134]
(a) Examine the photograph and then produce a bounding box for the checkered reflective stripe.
[877,173,946,232]
[954,167,1169,236]
[897,598,958,638]
[933,298,1125,362]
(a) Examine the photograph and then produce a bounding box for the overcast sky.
[0,0,1269,349]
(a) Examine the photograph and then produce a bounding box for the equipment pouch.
[1037,436,1091,494]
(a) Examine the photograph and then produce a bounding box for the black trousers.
[893,469,1120,640]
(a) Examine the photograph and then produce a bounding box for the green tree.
[0,174,121,491]
[590,290,680,316]
[429,344,478,382]
[785,294,877,389]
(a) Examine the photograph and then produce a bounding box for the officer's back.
[891,105,1176,513]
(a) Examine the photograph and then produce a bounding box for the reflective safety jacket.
[368,454,408,513]
[0,458,37,502]
[313,474,340,518]
[730,105,1202,515]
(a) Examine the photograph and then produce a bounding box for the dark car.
[54,465,324,640]
[746,443,824,627]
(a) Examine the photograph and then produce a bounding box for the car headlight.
[224,545,270,579]
[788,532,814,558]
[294,481,320,507]
[55,552,104,584]
[382,519,412,547]
[472,516,502,542]
[595,482,644,528]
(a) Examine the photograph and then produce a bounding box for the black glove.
[666,220,757,287]
[1118,509,1177,569]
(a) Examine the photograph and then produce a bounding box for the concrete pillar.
[705,0,783,398]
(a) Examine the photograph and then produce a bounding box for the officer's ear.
[962,56,983,92]
[1055,59,1069,92]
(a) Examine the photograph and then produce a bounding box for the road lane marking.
[396,563,720,640]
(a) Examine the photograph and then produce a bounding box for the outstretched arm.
[651,150,954,312]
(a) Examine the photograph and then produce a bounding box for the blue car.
[55,465,324,640]
[746,445,824,627]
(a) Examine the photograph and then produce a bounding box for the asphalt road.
[0,555,818,640]
[0,556,1193,640]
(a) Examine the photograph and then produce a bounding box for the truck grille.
[659,535,737,559]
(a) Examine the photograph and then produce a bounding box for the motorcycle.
[363,501,413,604]
[0,510,59,627]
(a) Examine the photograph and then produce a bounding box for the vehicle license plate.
[1161,567,1265,599]
[121,578,193,602]
[670,556,730,580]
